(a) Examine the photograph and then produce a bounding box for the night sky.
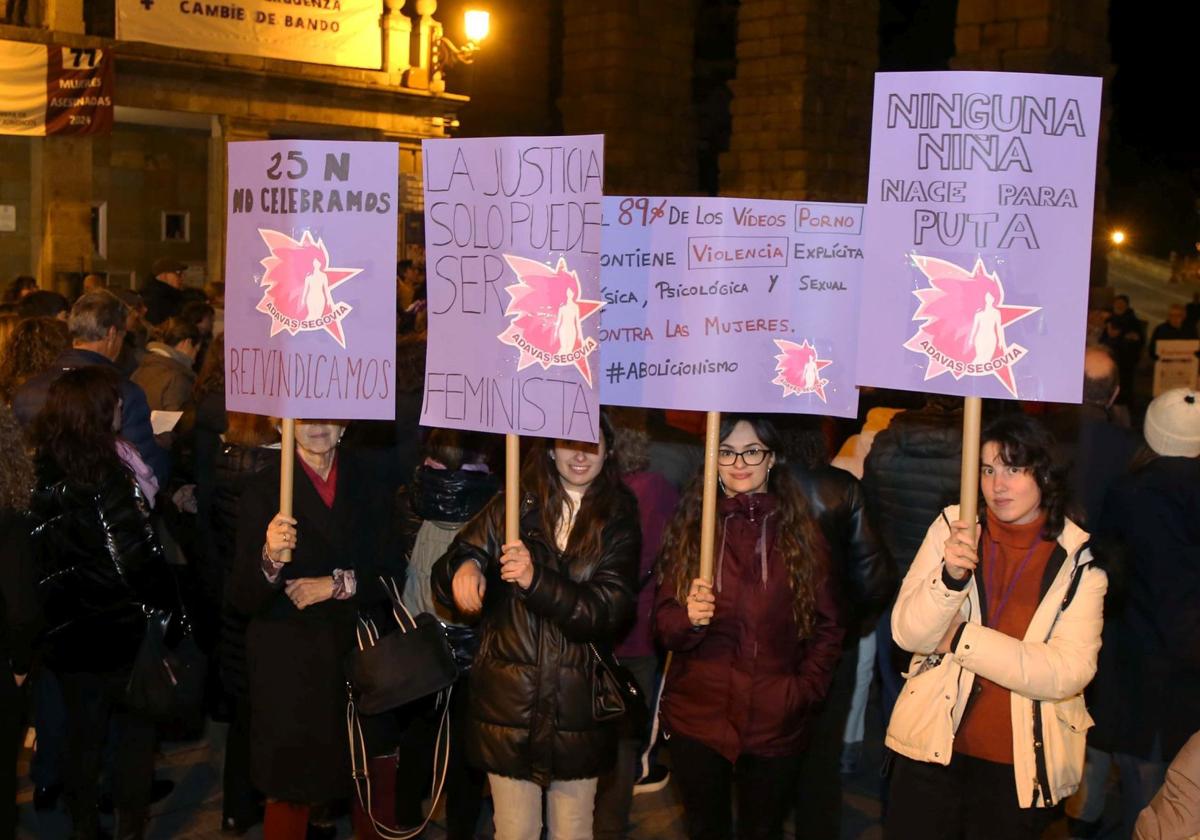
[878,0,1200,256]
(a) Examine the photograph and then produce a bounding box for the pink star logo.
[254,229,362,348]
[773,338,833,402]
[497,255,604,386]
[902,255,1040,398]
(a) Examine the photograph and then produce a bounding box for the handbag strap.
[346,686,452,840]
[378,575,419,632]
[638,650,672,781]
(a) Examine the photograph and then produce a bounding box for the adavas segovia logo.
[772,339,833,402]
[902,255,1040,398]
[254,229,363,349]
[497,255,604,386]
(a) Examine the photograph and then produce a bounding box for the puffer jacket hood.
[410,465,499,524]
[863,407,963,576]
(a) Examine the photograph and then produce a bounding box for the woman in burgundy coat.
[656,414,844,840]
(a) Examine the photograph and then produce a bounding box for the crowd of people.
[0,264,1197,840]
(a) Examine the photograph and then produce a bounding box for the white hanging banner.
[116,0,382,70]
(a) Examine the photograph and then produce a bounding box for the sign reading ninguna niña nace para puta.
[856,71,1102,403]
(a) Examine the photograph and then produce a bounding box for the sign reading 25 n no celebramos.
[223,140,398,421]
[600,196,864,419]
[856,71,1102,403]
[0,40,113,136]
[419,135,605,444]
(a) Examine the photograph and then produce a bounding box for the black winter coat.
[28,459,181,673]
[1091,456,1200,762]
[0,511,42,676]
[431,489,640,786]
[791,465,895,630]
[862,407,962,576]
[213,443,278,699]
[230,450,397,804]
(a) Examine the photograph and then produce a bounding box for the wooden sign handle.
[959,397,982,540]
[505,433,520,545]
[279,417,295,564]
[698,411,721,583]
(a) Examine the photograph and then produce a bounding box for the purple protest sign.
[420,135,605,443]
[856,71,1102,402]
[600,196,863,419]
[223,140,398,420]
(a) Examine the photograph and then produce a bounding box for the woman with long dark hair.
[27,366,182,840]
[655,414,843,840]
[432,416,640,839]
[885,413,1106,839]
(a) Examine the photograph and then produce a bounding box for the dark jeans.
[670,734,801,840]
[223,694,259,823]
[594,654,659,840]
[31,668,65,789]
[886,753,1060,840]
[874,603,904,729]
[796,637,855,840]
[394,679,484,840]
[58,670,157,839]
[0,675,24,840]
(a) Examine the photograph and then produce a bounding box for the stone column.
[720,0,878,202]
[33,135,93,287]
[42,0,83,33]
[206,116,225,285]
[559,0,698,194]
[383,0,413,79]
[953,0,1112,286]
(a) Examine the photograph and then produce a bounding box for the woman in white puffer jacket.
[884,413,1107,839]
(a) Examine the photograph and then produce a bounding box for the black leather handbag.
[589,643,650,736]
[346,578,457,839]
[346,578,459,716]
[125,609,205,723]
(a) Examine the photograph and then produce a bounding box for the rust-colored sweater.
[954,511,1055,765]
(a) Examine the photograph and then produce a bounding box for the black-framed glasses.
[717,447,772,467]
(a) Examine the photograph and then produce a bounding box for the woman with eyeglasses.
[655,414,844,840]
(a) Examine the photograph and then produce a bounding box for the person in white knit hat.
[1086,386,1200,838]
[1143,387,1200,457]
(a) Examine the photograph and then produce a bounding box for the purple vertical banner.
[856,71,1102,402]
[223,140,398,420]
[420,135,605,444]
[600,196,863,419]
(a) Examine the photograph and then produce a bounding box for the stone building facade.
[0,0,466,292]
[2,1,1114,290]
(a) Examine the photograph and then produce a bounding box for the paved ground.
[16,708,888,840]
[17,691,1129,840]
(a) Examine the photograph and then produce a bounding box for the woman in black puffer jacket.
[28,366,182,840]
[432,416,640,840]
